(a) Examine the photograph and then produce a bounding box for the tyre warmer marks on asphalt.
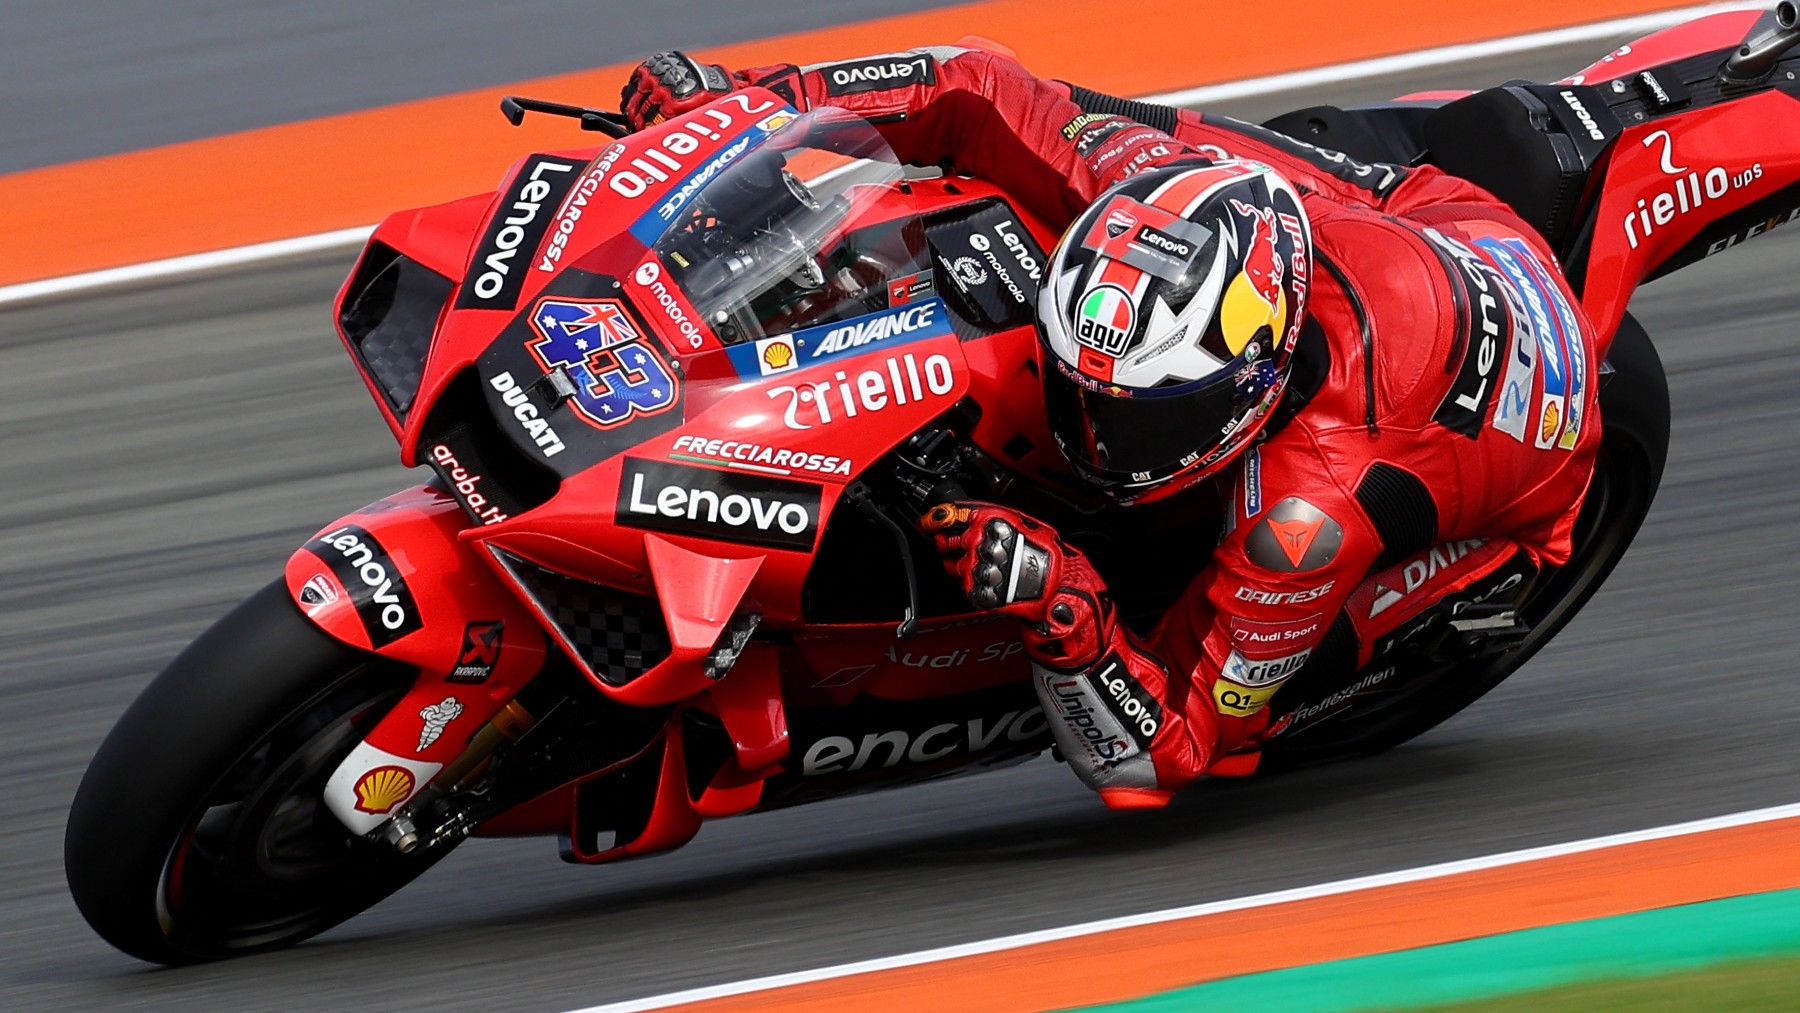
[0,0,1709,288]
[1075,888,1800,1012]
[571,804,1800,1013]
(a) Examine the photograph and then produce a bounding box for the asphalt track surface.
[7,37,1800,1013]
[0,0,966,174]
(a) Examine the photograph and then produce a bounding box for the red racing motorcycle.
[66,4,1800,963]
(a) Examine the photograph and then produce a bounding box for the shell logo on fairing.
[352,766,416,814]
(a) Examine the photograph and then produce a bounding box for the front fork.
[281,483,551,837]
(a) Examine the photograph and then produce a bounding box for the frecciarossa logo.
[615,457,822,551]
[304,524,423,647]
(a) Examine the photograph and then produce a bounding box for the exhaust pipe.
[1721,1,1800,85]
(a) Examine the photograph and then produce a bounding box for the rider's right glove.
[620,52,743,130]
[920,501,1219,809]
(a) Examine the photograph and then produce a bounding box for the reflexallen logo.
[616,457,822,551]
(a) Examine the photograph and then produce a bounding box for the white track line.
[564,800,1800,1013]
[0,226,374,308]
[0,4,1757,310]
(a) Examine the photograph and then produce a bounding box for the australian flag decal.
[526,298,679,428]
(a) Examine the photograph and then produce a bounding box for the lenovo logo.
[616,457,821,551]
[305,524,423,647]
[457,155,580,309]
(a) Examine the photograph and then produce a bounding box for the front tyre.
[66,581,454,964]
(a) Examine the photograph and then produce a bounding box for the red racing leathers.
[669,44,1602,805]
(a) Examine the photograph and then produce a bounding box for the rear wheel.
[1260,314,1670,768]
[66,581,455,964]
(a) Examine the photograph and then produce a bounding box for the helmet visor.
[1043,357,1248,486]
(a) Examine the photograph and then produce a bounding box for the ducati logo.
[1105,207,1136,238]
[300,573,338,607]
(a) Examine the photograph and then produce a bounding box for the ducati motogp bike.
[66,3,1800,963]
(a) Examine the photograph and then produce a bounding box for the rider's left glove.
[620,51,746,130]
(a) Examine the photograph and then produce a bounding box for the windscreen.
[647,109,933,348]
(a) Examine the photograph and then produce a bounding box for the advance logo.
[725,298,953,379]
[305,524,423,647]
[616,457,822,551]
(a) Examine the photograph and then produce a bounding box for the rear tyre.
[1259,313,1670,768]
[66,581,454,964]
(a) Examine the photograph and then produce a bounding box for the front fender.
[284,483,551,834]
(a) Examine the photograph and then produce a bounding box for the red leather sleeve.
[1150,442,1384,752]
[759,47,1512,226]
[767,46,1208,225]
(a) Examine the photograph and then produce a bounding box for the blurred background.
[4,2,1797,1011]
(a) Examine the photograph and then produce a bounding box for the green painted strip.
[1069,888,1800,1013]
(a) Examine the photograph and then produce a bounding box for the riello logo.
[1624,131,1764,250]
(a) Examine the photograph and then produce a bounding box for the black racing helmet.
[1037,160,1313,502]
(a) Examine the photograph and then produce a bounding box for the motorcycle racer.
[620,45,1601,809]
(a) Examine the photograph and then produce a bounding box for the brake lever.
[499,95,631,138]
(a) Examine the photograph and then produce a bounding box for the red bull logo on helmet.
[1219,198,1289,355]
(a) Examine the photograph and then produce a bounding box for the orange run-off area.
[650,814,1800,1012]
[0,0,1704,287]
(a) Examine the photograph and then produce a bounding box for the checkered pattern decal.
[501,553,671,684]
[341,254,452,418]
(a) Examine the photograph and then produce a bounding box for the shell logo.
[352,765,416,814]
[757,110,798,133]
[1540,401,1562,444]
[763,340,794,371]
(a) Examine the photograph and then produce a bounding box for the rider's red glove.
[923,501,1218,807]
[621,52,745,130]
[920,502,1113,671]
[619,51,804,131]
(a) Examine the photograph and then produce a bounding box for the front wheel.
[66,581,454,964]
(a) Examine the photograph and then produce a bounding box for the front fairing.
[330,91,1072,704]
